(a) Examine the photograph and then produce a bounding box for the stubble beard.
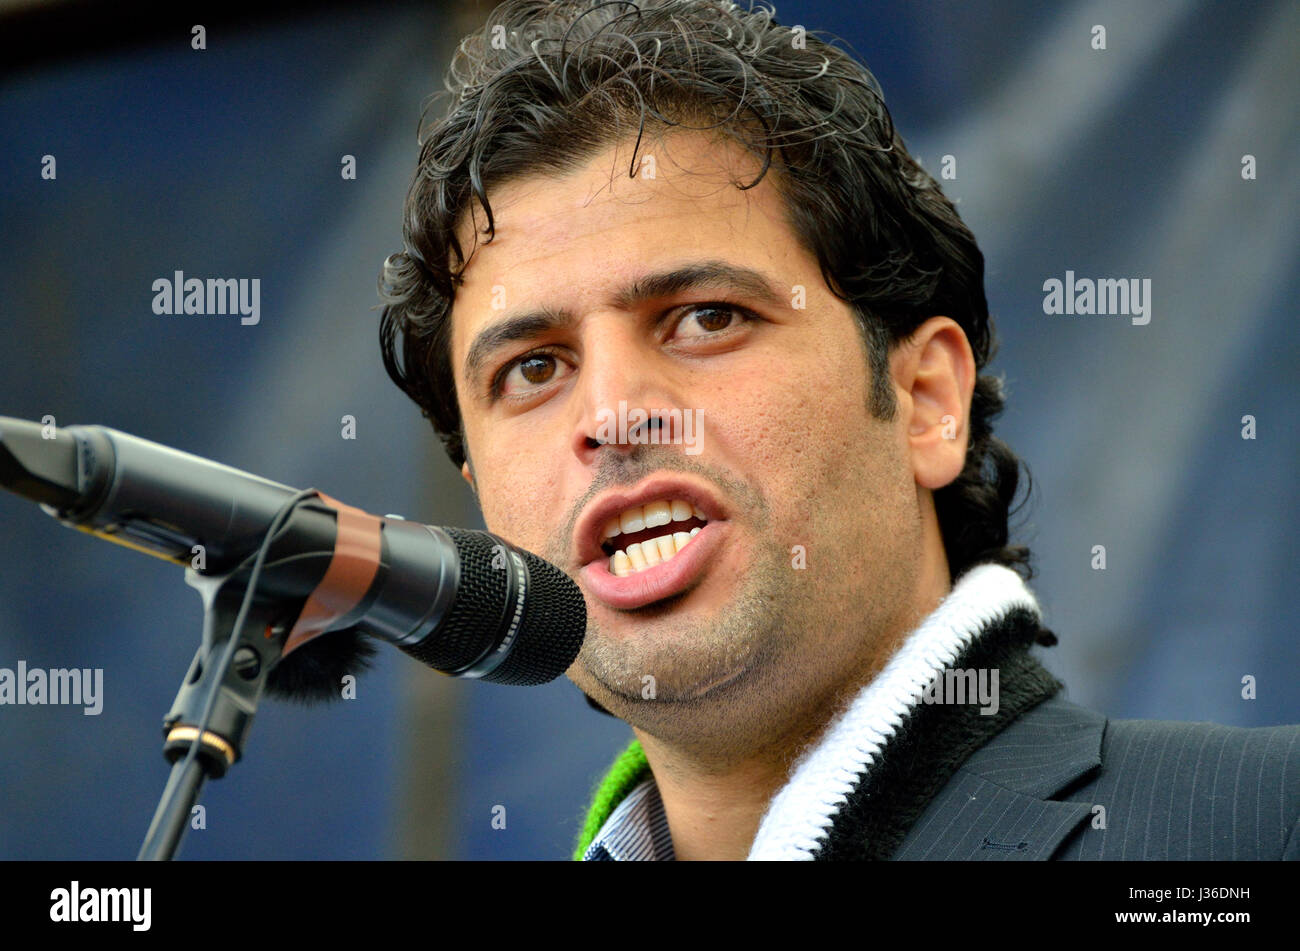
[577,529,791,705]
[570,528,851,762]
[542,450,853,752]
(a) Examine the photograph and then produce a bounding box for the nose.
[569,317,684,465]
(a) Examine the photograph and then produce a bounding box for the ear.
[460,460,474,491]
[891,316,975,491]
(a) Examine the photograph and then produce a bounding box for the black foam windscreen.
[265,627,376,703]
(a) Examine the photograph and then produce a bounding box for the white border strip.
[747,563,1041,861]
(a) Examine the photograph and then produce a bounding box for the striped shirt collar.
[582,776,674,861]
[581,563,1041,861]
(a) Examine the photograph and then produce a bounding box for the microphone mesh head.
[400,528,586,686]
[489,544,588,686]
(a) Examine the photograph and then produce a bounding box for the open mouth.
[598,498,709,576]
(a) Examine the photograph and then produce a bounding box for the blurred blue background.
[0,0,1295,860]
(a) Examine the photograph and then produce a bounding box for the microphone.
[0,416,586,698]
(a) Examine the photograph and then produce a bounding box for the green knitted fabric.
[572,739,651,860]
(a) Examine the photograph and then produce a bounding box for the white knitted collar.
[745,562,1041,860]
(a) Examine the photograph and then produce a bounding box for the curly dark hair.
[379,0,1040,595]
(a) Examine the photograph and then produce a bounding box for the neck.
[630,731,786,861]
[631,579,947,861]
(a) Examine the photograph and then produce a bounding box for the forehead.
[447,131,807,376]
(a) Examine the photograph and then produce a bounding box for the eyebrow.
[463,260,789,390]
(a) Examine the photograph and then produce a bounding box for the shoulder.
[973,696,1300,860]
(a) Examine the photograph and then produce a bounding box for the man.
[378,0,1299,860]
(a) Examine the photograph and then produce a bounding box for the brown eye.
[518,355,555,384]
[691,306,736,333]
[673,304,755,341]
[498,350,572,398]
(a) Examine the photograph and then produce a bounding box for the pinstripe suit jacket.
[893,694,1300,860]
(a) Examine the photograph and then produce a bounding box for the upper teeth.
[601,498,707,576]
[602,499,703,539]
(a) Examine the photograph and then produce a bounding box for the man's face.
[449,131,930,745]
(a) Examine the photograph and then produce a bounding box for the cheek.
[472,431,564,547]
[708,337,875,508]
[728,335,868,457]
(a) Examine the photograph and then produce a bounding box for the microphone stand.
[137,491,337,861]
[137,568,287,861]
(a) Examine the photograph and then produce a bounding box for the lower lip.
[579,521,726,611]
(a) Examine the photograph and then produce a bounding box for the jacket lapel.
[892,695,1105,860]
